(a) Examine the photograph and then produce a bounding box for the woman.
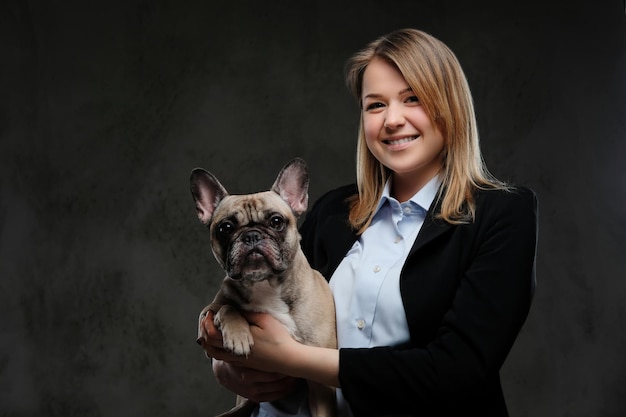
[199,28,538,416]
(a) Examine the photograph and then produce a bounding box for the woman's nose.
[384,102,405,129]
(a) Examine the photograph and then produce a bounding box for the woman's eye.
[406,95,420,103]
[364,102,385,111]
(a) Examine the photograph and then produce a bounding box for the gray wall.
[1,1,625,416]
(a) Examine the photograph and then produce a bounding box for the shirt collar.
[374,174,442,216]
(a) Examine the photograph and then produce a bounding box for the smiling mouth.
[383,135,419,145]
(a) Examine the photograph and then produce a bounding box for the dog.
[190,157,337,417]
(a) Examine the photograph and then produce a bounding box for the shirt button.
[403,206,411,214]
[357,319,365,330]
[373,265,381,273]
[394,236,402,243]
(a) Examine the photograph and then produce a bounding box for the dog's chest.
[238,280,298,337]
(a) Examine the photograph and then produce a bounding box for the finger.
[199,338,230,361]
[211,350,246,365]
[197,308,213,344]
[199,310,224,346]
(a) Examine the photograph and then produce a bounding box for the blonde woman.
[199,28,538,417]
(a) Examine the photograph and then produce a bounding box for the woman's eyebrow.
[362,92,383,100]
[363,87,414,100]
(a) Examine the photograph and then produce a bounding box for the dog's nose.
[242,230,262,246]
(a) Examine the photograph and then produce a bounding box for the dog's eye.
[269,215,285,231]
[218,221,235,235]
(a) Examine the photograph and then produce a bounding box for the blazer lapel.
[408,198,453,257]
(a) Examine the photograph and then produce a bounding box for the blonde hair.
[345,28,508,234]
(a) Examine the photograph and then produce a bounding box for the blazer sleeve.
[337,187,539,415]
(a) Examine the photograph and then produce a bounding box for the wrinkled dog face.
[190,157,310,283]
[209,191,300,281]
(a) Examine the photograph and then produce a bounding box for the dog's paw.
[222,329,254,356]
[214,310,254,356]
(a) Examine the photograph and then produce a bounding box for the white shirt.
[329,175,441,416]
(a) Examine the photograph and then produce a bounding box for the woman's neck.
[391,169,440,203]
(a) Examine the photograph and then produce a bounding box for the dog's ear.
[190,168,228,226]
[271,157,309,217]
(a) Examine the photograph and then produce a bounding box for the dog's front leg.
[214,305,254,356]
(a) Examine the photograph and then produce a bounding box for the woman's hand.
[200,311,300,372]
[211,360,299,402]
[197,310,300,401]
[240,312,301,371]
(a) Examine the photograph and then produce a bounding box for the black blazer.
[299,184,538,417]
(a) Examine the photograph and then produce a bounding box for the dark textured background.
[1,1,625,416]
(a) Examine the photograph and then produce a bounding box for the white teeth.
[386,136,418,145]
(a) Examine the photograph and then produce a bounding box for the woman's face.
[361,57,445,190]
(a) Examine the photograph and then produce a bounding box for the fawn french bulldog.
[191,158,336,417]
